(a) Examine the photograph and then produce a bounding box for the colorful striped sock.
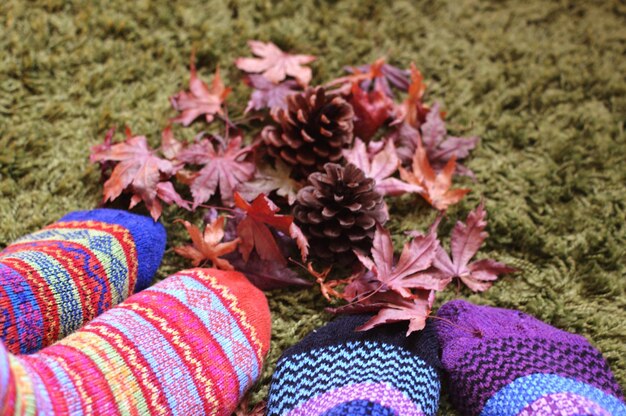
[266,314,442,416]
[0,268,272,415]
[0,208,166,354]
[434,300,626,416]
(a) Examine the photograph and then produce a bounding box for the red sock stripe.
[87,322,169,415]
[44,344,119,415]
[0,258,61,347]
[193,271,264,367]
[118,299,223,415]
[131,288,242,410]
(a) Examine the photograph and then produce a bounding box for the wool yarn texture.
[434,299,626,416]
[0,268,272,415]
[266,314,442,416]
[0,209,166,355]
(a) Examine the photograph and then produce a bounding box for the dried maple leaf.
[170,52,231,126]
[244,75,300,113]
[234,192,308,264]
[343,138,422,196]
[236,161,301,205]
[349,82,394,141]
[393,103,479,176]
[328,278,436,336]
[393,63,430,128]
[354,224,447,298]
[399,138,470,211]
[230,253,312,290]
[174,217,239,270]
[176,134,255,207]
[236,40,316,86]
[358,290,436,335]
[346,59,410,97]
[160,126,184,160]
[90,129,185,220]
[433,203,515,292]
[90,127,116,178]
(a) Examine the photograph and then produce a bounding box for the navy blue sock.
[266,315,442,415]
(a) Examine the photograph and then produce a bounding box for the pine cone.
[262,87,355,179]
[294,163,388,264]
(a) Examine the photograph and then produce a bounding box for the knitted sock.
[434,300,626,416]
[266,314,442,416]
[0,208,166,354]
[0,268,271,415]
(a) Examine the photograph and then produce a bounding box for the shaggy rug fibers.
[0,0,624,413]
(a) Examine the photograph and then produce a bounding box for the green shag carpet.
[1,0,625,413]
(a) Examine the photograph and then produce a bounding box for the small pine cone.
[262,87,355,179]
[294,163,388,264]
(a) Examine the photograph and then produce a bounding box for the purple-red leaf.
[344,138,423,196]
[244,75,300,113]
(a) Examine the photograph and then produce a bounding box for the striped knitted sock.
[434,300,626,416]
[266,314,442,416]
[0,268,271,415]
[0,208,166,354]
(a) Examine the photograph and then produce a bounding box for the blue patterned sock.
[266,315,442,416]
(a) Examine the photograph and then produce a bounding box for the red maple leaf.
[234,192,308,264]
[434,202,516,291]
[90,128,187,220]
[170,52,231,126]
[174,217,240,270]
[349,82,394,141]
[176,135,255,207]
[354,224,447,298]
[399,138,470,211]
[355,290,436,335]
[235,40,316,86]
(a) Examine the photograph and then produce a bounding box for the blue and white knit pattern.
[267,340,440,415]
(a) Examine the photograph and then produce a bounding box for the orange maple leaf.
[399,139,470,211]
[174,217,239,270]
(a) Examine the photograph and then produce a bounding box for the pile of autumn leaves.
[90,41,514,334]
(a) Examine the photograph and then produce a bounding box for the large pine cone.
[262,87,355,179]
[294,163,388,264]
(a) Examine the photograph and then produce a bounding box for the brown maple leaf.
[233,192,308,264]
[170,52,231,126]
[90,129,185,220]
[174,217,239,270]
[235,40,316,86]
[176,135,255,207]
[399,138,470,211]
[354,224,448,298]
[434,202,516,291]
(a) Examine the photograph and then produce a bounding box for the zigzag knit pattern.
[266,315,441,416]
[0,268,272,416]
[0,209,165,355]
[434,300,626,416]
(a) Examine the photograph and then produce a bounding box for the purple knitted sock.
[434,300,626,416]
